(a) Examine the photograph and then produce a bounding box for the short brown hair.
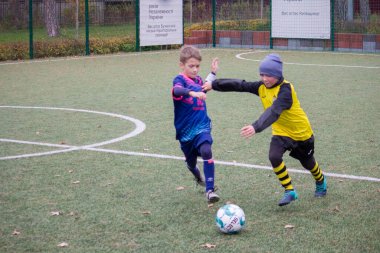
[179,45,202,64]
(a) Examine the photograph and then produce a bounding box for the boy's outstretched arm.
[203,79,261,95]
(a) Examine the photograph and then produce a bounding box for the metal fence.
[0,0,379,60]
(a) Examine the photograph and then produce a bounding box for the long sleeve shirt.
[212,78,313,141]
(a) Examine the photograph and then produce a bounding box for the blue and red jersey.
[172,74,211,143]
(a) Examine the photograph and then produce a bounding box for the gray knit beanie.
[259,53,283,78]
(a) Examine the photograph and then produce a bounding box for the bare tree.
[44,0,59,37]
[335,0,348,22]
[360,0,370,23]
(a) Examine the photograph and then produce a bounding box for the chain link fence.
[0,0,379,60]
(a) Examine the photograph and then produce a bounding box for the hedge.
[0,36,135,61]
[184,19,270,37]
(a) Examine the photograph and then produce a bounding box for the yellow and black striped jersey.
[212,78,313,141]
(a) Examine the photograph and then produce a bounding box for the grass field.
[1,49,380,252]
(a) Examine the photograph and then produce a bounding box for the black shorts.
[271,135,315,161]
[180,132,213,159]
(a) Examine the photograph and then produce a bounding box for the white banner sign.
[140,0,183,46]
[272,0,330,39]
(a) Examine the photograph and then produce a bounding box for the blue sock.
[187,165,201,180]
[203,159,215,191]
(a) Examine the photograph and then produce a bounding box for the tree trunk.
[347,0,353,21]
[44,0,59,37]
[189,0,192,25]
[9,0,22,29]
[360,0,370,23]
[76,0,79,39]
[335,0,347,21]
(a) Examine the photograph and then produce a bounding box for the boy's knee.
[300,156,316,170]
[269,152,282,168]
[199,143,212,160]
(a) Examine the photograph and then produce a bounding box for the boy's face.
[260,74,279,88]
[180,57,201,79]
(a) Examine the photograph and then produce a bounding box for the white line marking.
[1,138,379,183]
[0,106,146,159]
[0,48,244,66]
[236,51,380,69]
[1,48,378,66]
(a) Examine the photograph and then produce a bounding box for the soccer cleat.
[206,190,220,203]
[315,176,327,197]
[278,190,298,206]
[194,176,206,187]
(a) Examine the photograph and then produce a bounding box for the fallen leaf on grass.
[127,241,140,249]
[176,186,185,190]
[284,224,295,229]
[57,242,69,247]
[72,181,80,184]
[207,203,214,208]
[141,211,151,215]
[201,243,216,249]
[333,206,341,212]
[59,141,66,145]
[12,230,21,236]
[50,211,63,216]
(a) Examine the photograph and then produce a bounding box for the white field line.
[236,51,380,69]
[0,48,378,66]
[1,138,379,183]
[0,106,146,148]
[0,106,146,159]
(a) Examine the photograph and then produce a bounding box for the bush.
[0,42,29,61]
[0,36,135,61]
[184,19,270,37]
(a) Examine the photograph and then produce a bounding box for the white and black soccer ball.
[215,204,246,234]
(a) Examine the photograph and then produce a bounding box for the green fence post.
[85,0,89,55]
[212,0,216,47]
[29,0,33,59]
[269,0,273,49]
[135,0,140,52]
[182,0,184,46]
[331,0,335,51]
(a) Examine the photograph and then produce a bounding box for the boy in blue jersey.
[172,45,220,203]
[202,54,327,206]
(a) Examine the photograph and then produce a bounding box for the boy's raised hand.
[211,57,219,74]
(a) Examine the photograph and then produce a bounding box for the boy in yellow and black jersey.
[202,53,327,206]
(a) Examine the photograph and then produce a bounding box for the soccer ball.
[215,204,246,234]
